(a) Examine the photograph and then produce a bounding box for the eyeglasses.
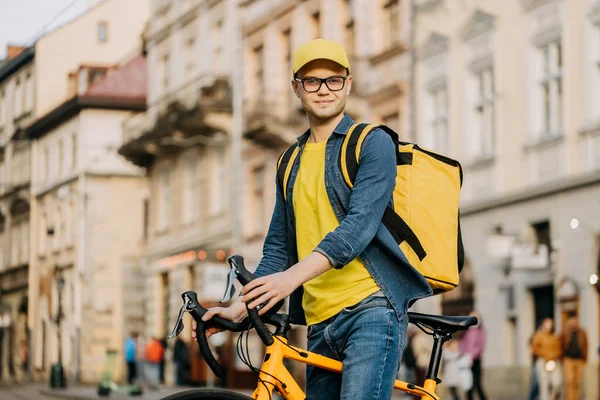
[294,76,348,93]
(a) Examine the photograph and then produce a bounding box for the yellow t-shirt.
[293,140,380,325]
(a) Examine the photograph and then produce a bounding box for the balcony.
[243,93,305,148]
[366,42,409,99]
[119,75,232,168]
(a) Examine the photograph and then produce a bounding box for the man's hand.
[191,300,247,340]
[240,270,300,315]
[240,251,333,316]
[191,251,332,337]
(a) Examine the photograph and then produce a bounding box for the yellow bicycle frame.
[251,336,440,400]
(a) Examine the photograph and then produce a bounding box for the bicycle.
[162,255,478,400]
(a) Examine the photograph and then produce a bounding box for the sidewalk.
[39,385,255,400]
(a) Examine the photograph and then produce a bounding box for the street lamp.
[50,267,66,388]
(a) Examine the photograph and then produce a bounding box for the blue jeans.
[306,296,407,400]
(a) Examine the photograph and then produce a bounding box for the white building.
[414,0,600,396]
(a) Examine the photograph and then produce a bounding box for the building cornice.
[0,47,34,85]
[26,96,146,140]
[462,171,600,216]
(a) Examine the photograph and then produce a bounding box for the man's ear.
[346,75,353,95]
[292,80,301,98]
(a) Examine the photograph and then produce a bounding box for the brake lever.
[219,264,237,303]
[167,292,195,339]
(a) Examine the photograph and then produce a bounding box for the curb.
[39,388,97,400]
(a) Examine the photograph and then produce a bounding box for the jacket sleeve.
[314,128,396,268]
[254,173,291,277]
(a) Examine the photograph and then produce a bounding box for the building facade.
[414,0,600,396]
[0,45,36,382]
[21,0,149,383]
[119,0,254,387]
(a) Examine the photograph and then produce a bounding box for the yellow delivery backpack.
[277,123,464,293]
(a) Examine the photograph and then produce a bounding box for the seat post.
[425,331,451,383]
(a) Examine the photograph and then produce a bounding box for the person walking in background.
[528,322,543,400]
[443,340,465,400]
[459,311,488,400]
[560,312,588,400]
[145,337,164,390]
[124,332,138,384]
[532,318,562,400]
[173,337,190,386]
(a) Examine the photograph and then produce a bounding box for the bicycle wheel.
[160,388,254,400]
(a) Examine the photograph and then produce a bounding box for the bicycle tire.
[160,388,254,400]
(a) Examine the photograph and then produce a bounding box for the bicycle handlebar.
[169,255,281,378]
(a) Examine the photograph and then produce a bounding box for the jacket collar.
[296,114,355,143]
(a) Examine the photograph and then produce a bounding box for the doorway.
[531,285,555,329]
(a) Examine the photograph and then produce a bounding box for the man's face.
[292,59,352,122]
[542,318,553,332]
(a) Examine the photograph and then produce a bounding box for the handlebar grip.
[247,306,274,346]
[194,321,225,377]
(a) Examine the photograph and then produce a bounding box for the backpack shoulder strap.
[276,143,300,201]
[340,123,398,187]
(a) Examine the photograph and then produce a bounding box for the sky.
[0,0,91,59]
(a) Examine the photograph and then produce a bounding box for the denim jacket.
[255,115,432,325]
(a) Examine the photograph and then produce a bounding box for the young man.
[193,38,432,399]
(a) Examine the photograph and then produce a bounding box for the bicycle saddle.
[408,312,478,334]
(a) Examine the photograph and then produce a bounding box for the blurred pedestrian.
[459,311,487,400]
[124,331,138,384]
[173,337,190,386]
[443,340,466,400]
[560,311,587,400]
[531,318,562,400]
[528,321,543,400]
[159,337,168,384]
[145,337,164,390]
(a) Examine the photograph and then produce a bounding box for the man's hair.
[567,311,578,319]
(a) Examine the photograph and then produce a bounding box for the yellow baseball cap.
[293,38,351,76]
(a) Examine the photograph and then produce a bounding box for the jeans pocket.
[307,323,326,340]
[342,296,389,315]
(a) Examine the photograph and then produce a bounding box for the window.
[283,29,292,78]
[98,22,108,43]
[311,12,320,38]
[14,78,22,117]
[475,68,495,157]
[384,0,400,49]
[184,37,195,79]
[158,168,171,230]
[344,0,356,56]
[253,45,264,96]
[184,158,198,224]
[211,150,227,215]
[160,54,170,92]
[58,139,64,178]
[25,73,34,112]
[142,199,149,241]
[43,147,49,182]
[72,134,77,170]
[252,166,265,232]
[427,87,448,152]
[212,20,223,73]
[539,41,562,136]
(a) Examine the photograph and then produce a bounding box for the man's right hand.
[191,299,248,340]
